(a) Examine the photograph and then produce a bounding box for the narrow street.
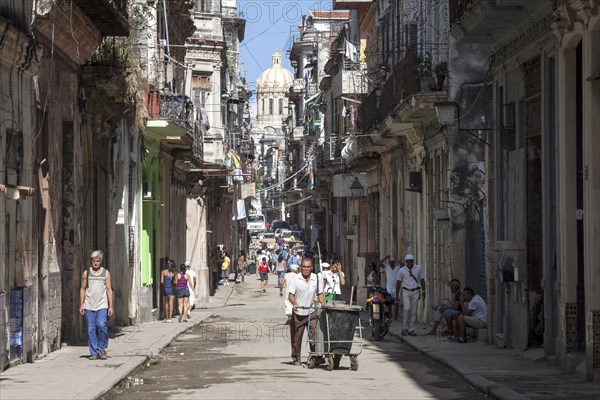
[102,279,486,399]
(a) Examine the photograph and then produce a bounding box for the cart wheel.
[326,355,334,371]
[350,355,359,371]
[307,356,316,369]
[333,354,342,369]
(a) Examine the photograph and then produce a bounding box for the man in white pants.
[397,254,426,336]
[185,261,197,318]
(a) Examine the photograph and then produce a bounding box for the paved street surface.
[101,280,485,400]
[1,276,600,400]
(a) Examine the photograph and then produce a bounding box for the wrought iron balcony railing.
[151,94,195,127]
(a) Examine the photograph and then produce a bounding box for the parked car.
[270,219,289,232]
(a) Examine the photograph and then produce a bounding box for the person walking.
[221,251,231,286]
[237,251,246,283]
[79,250,114,360]
[397,254,426,336]
[288,257,325,366]
[380,255,401,320]
[160,260,177,322]
[276,253,287,288]
[184,261,197,319]
[175,263,191,322]
[256,256,269,292]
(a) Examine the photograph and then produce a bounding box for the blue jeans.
[85,308,108,356]
[277,271,285,287]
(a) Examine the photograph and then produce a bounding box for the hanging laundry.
[345,40,359,63]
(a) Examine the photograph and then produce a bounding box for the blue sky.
[238,1,333,114]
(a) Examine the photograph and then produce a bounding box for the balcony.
[288,78,306,101]
[360,47,447,144]
[332,0,374,10]
[145,92,195,154]
[331,62,368,98]
[449,0,550,44]
[75,0,129,37]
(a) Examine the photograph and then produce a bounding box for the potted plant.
[435,61,448,90]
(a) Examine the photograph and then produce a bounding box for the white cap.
[184,260,191,267]
[290,264,300,272]
[405,254,415,261]
[321,262,331,269]
[389,256,396,262]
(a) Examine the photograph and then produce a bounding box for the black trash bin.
[247,260,257,275]
[316,304,362,354]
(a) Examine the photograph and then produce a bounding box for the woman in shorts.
[160,260,177,322]
[256,257,269,292]
[175,263,190,322]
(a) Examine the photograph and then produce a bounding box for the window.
[261,99,264,113]
[279,98,283,115]
[269,98,274,114]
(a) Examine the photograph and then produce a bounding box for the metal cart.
[305,303,363,371]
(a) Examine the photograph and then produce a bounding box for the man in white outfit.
[397,254,426,336]
[380,255,401,320]
[185,260,197,318]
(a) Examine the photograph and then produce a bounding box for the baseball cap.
[184,260,191,267]
[321,262,331,269]
[405,254,415,261]
[290,264,300,272]
[389,256,396,262]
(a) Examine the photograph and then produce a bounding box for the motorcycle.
[366,285,394,341]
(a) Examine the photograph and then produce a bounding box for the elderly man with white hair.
[397,254,426,336]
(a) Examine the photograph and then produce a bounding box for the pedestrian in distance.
[256,256,269,292]
[324,257,346,302]
[276,253,287,288]
[380,255,401,320]
[398,254,426,336]
[288,257,325,366]
[175,263,191,322]
[221,251,231,286]
[160,260,177,322]
[79,250,113,360]
[184,260,197,319]
[366,262,380,286]
[237,251,246,283]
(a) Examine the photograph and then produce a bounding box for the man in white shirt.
[380,255,401,320]
[184,261,197,318]
[323,258,346,302]
[397,254,426,336]
[288,257,325,366]
[455,287,487,343]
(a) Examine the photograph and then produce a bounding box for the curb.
[389,331,528,400]
[91,319,206,400]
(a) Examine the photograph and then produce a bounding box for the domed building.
[256,49,294,128]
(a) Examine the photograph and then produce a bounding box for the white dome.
[256,50,294,90]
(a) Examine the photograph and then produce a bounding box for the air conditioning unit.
[143,181,153,200]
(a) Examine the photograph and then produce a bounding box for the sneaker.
[456,337,467,343]
[401,329,408,336]
[407,331,417,337]
[99,349,107,360]
[167,319,172,323]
